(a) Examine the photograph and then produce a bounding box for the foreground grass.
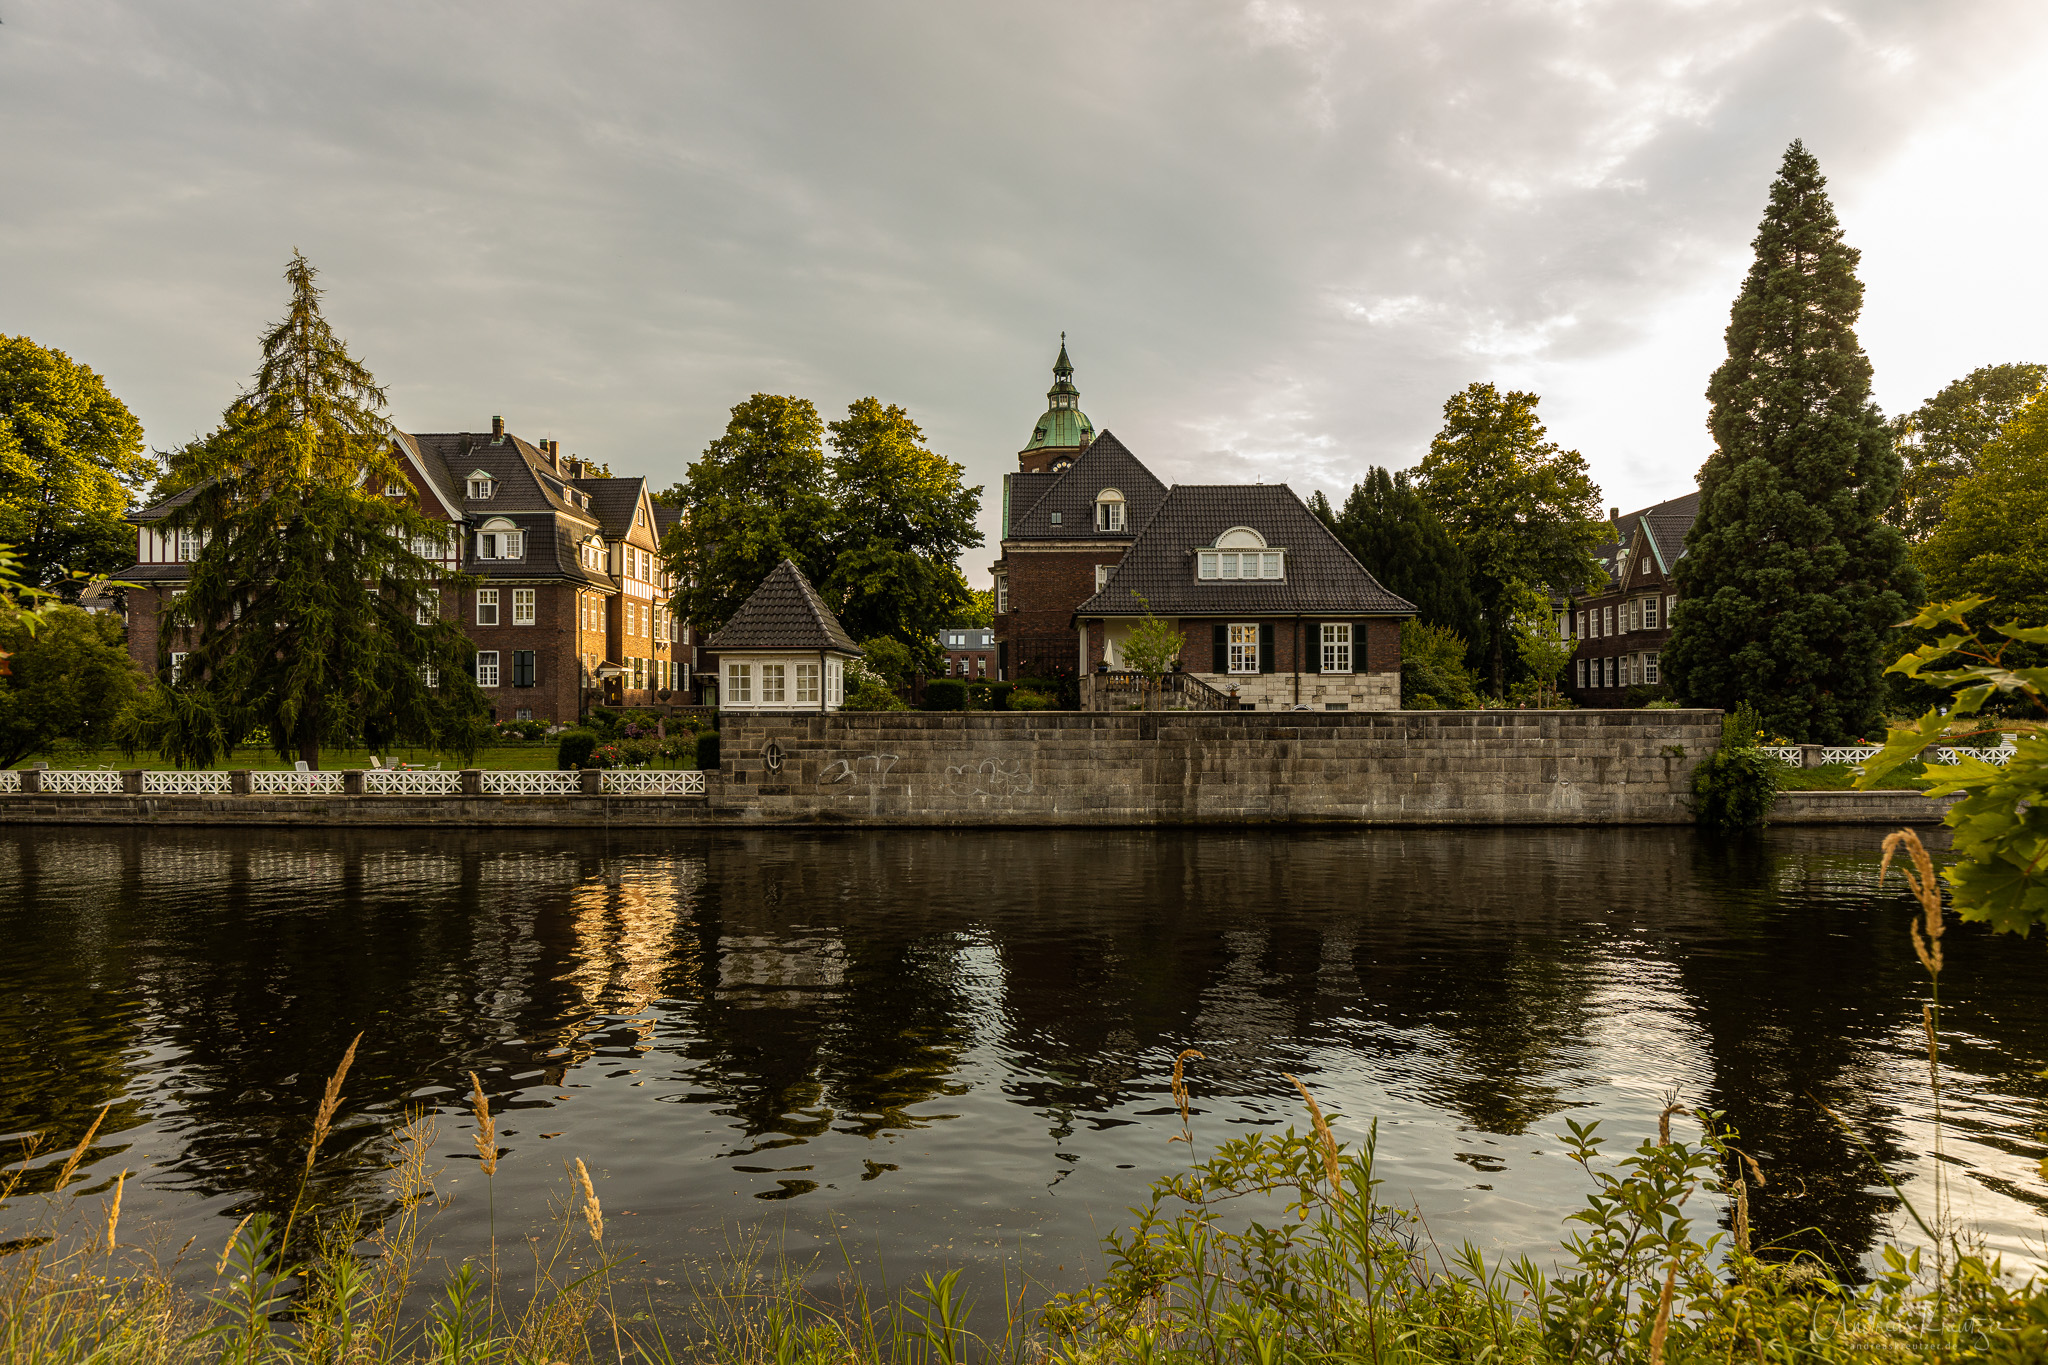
[14,742,567,772]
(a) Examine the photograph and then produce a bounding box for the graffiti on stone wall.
[820,753,899,784]
[944,757,1034,798]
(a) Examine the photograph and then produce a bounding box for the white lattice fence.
[1930,745,2018,767]
[1759,747,1804,765]
[602,769,706,796]
[482,770,582,796]
[42,770,124,794]
[0,770,20,793]
[1820,746,1882,766]
[142,771,231,795]
[250,770,346,795]
[363,769,462,796]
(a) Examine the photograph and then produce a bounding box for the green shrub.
[984,681,1015,710]
[1011,689,1055,711]
[922,679,968,711]
[1691,702,1780,833]
[1400,620,1479,709]
[696,731,720,771]
[554,729,599,770]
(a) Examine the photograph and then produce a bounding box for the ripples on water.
[1,826,2044,1303]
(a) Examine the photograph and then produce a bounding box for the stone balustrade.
[7,768,706,798]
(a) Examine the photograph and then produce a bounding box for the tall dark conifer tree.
[1665,142,1919,743]
[136,253,491,768]
[1311,468,1481,644]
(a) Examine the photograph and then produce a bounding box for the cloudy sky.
[6,1,2047,582]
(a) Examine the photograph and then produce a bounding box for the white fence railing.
[142,770,232,795]
[603,769,706,796]
[1759,747,1804,765]
[0,770,20,793]
[363,769,463,796]
[42,770,124,794]
[250,770,347,795]
[482,770,582,796]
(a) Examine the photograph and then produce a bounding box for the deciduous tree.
[0,336,152,588]
[1415,384,1605,697]
[0,604,143,767]
[131,253,491,768]
[1886,362,2046,542]
[1664,142,1920,743]
[825,398,982,672]
[1917,389,2048,628]
[661,394,835,633]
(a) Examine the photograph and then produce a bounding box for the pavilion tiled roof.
[705,559,864,655]
[1075,483,1416,617]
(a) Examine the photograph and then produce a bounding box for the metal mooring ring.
[763,741,784,773]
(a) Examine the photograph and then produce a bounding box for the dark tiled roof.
[705,559,864,655]
[1002,471,1060,536]
[651,503,682,537]
[1595,489,1699,587]
[1076,483,1416,617]
[131,482,205,523]
[1007,431,1169,540]
[573,476,649,540]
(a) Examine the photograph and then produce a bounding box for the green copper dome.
[1023,335,1095,453]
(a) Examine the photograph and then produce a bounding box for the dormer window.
[476,517,523,561]
[1095,489,1125,532]
[1198,527,1283,580]
[467,469,496,500]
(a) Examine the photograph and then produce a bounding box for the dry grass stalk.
[1169,1048,1205,1147]
[469,1071,498,1176]
[1282,1073,1342,1201]
[53,1103,111,1194]
[1733,1174,1750,1255]
[1882,829,1945,978]
[306,1032,363,1176]
[216,1213,254,1276]
[572,1158,603,1244]
[103,1169,126,1253]
[1648,1261,1677,1365]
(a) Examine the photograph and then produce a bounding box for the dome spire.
[1019,332,1095,468]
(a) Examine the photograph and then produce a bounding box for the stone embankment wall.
[717,710,1722,826]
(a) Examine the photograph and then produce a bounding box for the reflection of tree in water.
[668,838,981,1190]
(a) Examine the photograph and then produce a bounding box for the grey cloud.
[2,0,2040,578]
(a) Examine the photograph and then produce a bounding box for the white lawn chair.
[294,760,309,772]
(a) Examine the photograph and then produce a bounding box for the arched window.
[1198,528,1283,581]
[476,516,523,561]
[1095,489,1126,532]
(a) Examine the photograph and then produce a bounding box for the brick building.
[1560,490,1698,705]
[938,628,994,679]
[990,341,1413,709]
[121,417,693,726]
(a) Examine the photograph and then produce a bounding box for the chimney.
[1608,506,1619,522]
[545,439,560,466]
[491,415,505,440]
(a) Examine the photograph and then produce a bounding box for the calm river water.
[3,825,2045,1306]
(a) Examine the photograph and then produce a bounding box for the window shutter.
[1259,622,1276,673]
[1212,623,1226,672]
[1304,622,1320,674]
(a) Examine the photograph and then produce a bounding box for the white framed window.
[1666,593,1677,622]
[468,475,495,499]
[1228,623,1259,674]
[384,479,405,497]
[1320,622,1352,673]
[1095,564,1111,590]
[1642,595,1659,630]
[1607,656,1618,688]
[169,651,188,682]
[477,528,522,559]
[1604,605,1616,636]
[416,593,436,625]
[796,662,820,703]
[1198,551,1284,581]
[1645,651,1660,685]
[761,663,786,703]
[420,665,439,688]
[475,651,500,687]
[476,589,499,626]
[512,588,535,625]
[177,528,201,563]
[827,658,843,706]
[1576,610,1586,638]
[995,576,1008,615]
[1096,490,1126,532]
[670,613,681,643]
[1049,511,1062,526]
[1558,612,1569,639]
[1576,658,1587,689]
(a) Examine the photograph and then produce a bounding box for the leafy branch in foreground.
[1856,597,2048,933]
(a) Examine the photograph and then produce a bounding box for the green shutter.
[1212,623,1226,672]
[1304,622,1320,674]
[1259,622,1276,673]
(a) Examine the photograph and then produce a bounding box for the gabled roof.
[651,503,682,538]
[573,475,652,542]
[1075,483,1416,617]
[1594,489,1699,589]
[1007,430,1169,540]
[704,559,864,655]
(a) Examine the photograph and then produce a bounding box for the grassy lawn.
[17,742,568,772]
[1773,760,1934,791]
